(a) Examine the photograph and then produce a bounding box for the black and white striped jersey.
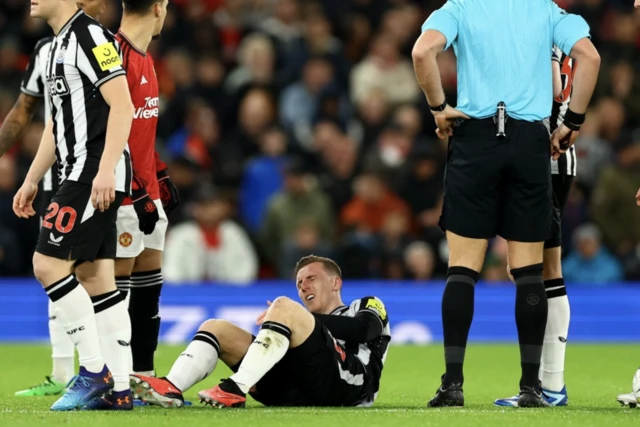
[20,36,59,194]
[331,296,391,407]
[45,10,131,193]
[549,45,577,176]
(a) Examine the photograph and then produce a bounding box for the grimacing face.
[296,262,340,314]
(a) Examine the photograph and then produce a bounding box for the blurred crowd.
[0,0,639,284]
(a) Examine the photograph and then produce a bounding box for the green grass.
[1,344,639,426]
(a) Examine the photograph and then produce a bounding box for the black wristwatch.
[429,100,447,112]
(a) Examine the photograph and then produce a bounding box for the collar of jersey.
[58,10,84,36]
[329,305,348,315]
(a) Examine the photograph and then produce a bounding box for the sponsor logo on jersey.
[92,42,122,71]
[47,76,70,97]
[134,96,159,120]
[141,75,148,85]
[365,298,387,321]
[119,232,133,247]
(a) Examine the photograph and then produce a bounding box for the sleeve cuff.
[20,87,44,98]
[94,70,126,89]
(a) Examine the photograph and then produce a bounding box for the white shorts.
[116,199,168,258]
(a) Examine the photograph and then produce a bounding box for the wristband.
[429,100,447,112]
[563,109,585,131]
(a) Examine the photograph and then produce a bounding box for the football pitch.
[1,344,639,426]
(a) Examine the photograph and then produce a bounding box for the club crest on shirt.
[119,232,132,247]
[56,47,67,64]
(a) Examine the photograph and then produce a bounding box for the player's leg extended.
[428,231,486,408]
[540,246,569,404]
[131,319,253,408]
[76,258,133,410]
[130,248,164,376]
[33,253,111,410]
[508,241,549,408]
[201,297,314,408]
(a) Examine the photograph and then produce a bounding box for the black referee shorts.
[545,174,574,249]
[439,118,552,242]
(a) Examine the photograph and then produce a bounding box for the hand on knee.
[264,297,301,328]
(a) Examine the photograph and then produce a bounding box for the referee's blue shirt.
[422,0,590,121]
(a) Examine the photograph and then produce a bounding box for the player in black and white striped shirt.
[494,45,576,408]
[13,0,135,411]
[130,255,391,408]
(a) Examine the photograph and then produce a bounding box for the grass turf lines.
[1,344,639,427]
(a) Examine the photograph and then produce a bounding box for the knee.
[33,253,69,286]
[266,296,308,324]
[543,259,562,281]
[199,318,230,336]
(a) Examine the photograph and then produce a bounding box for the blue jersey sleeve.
[421,0,461,51]
[550,2,591,56]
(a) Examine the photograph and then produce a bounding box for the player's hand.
[92,169,116,212]
[157,168,180,215]
[433,105,470,140]
[256,300,272,325]
[636,187,640,206]
[131,188,160,235]
[550,123,579,160]
[13,181,38,219]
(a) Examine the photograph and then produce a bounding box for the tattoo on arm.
[0,94,40,157]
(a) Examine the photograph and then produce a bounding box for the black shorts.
[35,181,125,263]
[41,190,55,217]
[231,318,372,407]
[439,118,552,242]
[544,174,574,249]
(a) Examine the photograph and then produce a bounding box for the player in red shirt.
[111,0,179,404]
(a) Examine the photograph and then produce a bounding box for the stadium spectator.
[260,159,334,271]
[563,223,623,285]
[163,185,258,284]
[1,0,639,283]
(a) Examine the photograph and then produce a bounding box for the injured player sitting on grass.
[130,255,391,408]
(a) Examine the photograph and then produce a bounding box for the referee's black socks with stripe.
[129,269,163,375]
[511,263,548,389]
[442,266,479,385]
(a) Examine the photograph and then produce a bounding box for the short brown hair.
[294,255,342,279]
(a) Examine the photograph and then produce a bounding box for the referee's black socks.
[511,263,548,389]
[442,266,479,385]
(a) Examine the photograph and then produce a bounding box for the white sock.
[540,279,570,392]
[135,370,155,377]
[48,299,75,383]
[45,275,104,373]
[230,321,291,394]
[93,290,132,392]
[167,331,220,392]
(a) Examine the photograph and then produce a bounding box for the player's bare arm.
[551,38,600,159]
[412,30,469,140]
[0,94,40,157]
[13,118,56,218]
[93,75,134,211]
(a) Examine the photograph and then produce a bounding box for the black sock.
[115,276,131,299]
[442,266,479,385]
[511,263,548,389]
[544,278,566,299]
[129,269,163,373]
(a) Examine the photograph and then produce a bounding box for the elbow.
[573,42,601,71]
[411,41,438,64]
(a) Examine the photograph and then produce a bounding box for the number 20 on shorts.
[42,202,77,233]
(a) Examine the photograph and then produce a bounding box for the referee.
[412,0,600,408]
